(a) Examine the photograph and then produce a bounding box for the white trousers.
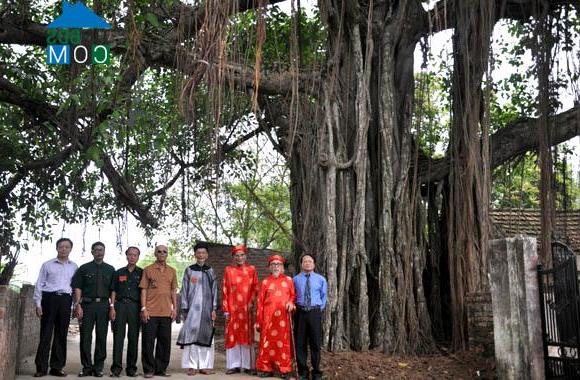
[226,344,255,369]
[181,343,215,369]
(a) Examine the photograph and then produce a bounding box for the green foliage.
[229,5,326,70]
[223,179,291,251]
[161,137,292,252]
[414,72,450,155]
[492,153,541,208]
[491,149,580,209]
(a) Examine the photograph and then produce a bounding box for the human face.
[269,260,284,277]
[92,244,105,263]
[195,248,208,265]
[126,248,140,266]
[56,240,72,260]
[233,251,247,266]
[301,255,315,273]
[154,245,168,263]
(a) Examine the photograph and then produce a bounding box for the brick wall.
[0,284,40,380]
[0,286,22,380]
[17,285,40,371]
[466,292,494,356]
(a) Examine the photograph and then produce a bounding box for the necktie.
[305,273,311,308]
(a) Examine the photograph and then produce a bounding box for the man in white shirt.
[33,237,78,377]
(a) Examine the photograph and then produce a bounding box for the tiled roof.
[490,209,580,254]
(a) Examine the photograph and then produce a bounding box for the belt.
[298,305,321,312]
[81,297,107,303]
[42,291,71,297]
[117,298,139,303]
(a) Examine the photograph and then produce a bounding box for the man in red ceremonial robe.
[256,255,296,380]
[222,245,259,375]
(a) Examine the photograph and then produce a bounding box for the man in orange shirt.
[222,245,259,375]
[256,255,296,380]
[139,245,178,378]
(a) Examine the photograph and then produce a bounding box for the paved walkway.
[17,322,277,380]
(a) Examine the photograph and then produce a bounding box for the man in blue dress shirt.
[33,237,78,377]
[293,254,327,380]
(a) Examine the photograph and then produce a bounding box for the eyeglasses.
[269,262,283,267]
[233,254,246,258]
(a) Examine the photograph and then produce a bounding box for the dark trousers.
[111,301,140,375]
[79,302,109,373]
[35,293,72,373]
[141,317,172,374]
[294,308,323,377]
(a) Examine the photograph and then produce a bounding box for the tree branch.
[0,12,319,98]
[241,181,292,240]
[0,65,157,227]
[0,78,59,126]
[419,105,580,184]
[100,155,158,227]
[426,0,579,34]
[144,121,271,198]
[224,63,321,96]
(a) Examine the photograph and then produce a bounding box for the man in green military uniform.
[109,246,143,377]
[72,241,115,377]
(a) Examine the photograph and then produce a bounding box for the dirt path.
[18,321,494,379]
[17,322,256,380]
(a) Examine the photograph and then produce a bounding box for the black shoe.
[258,373,273,378]
[33,372,47,377]
[93,370,104,377]
[109,372,120,378]
[126,372,137,377]
[154,372,171,377]
[78,370,90,377]
[244,369,257,376]
[226,368,241,375]
[49,369,67,377]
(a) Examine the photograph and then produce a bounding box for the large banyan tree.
[1,0,579,353]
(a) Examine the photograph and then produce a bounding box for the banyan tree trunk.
[288,0,434,354]
[446,0,494,350]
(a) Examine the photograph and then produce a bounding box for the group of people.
[33,238,327,380]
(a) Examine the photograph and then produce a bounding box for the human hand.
[141,309,150,323]
[286,303,295,312]
[75,304,84,320]
[35,306,42,318]
[170,309,177,321]
[211,310,217,321]
[109,308,116,321]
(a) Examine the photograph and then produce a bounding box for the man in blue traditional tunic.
[177,242,218,376]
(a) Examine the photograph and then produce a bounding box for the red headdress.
[268,255,285,265]
[231,245,248,255]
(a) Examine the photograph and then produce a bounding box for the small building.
[491,208,580,254]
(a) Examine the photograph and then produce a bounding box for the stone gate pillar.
[489,237,544,380]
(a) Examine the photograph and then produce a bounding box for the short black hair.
[91,241,105,250]
[125,246,140,255]
[193,242,209,252]
[56,238,73,249]
[300,253,316,265]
